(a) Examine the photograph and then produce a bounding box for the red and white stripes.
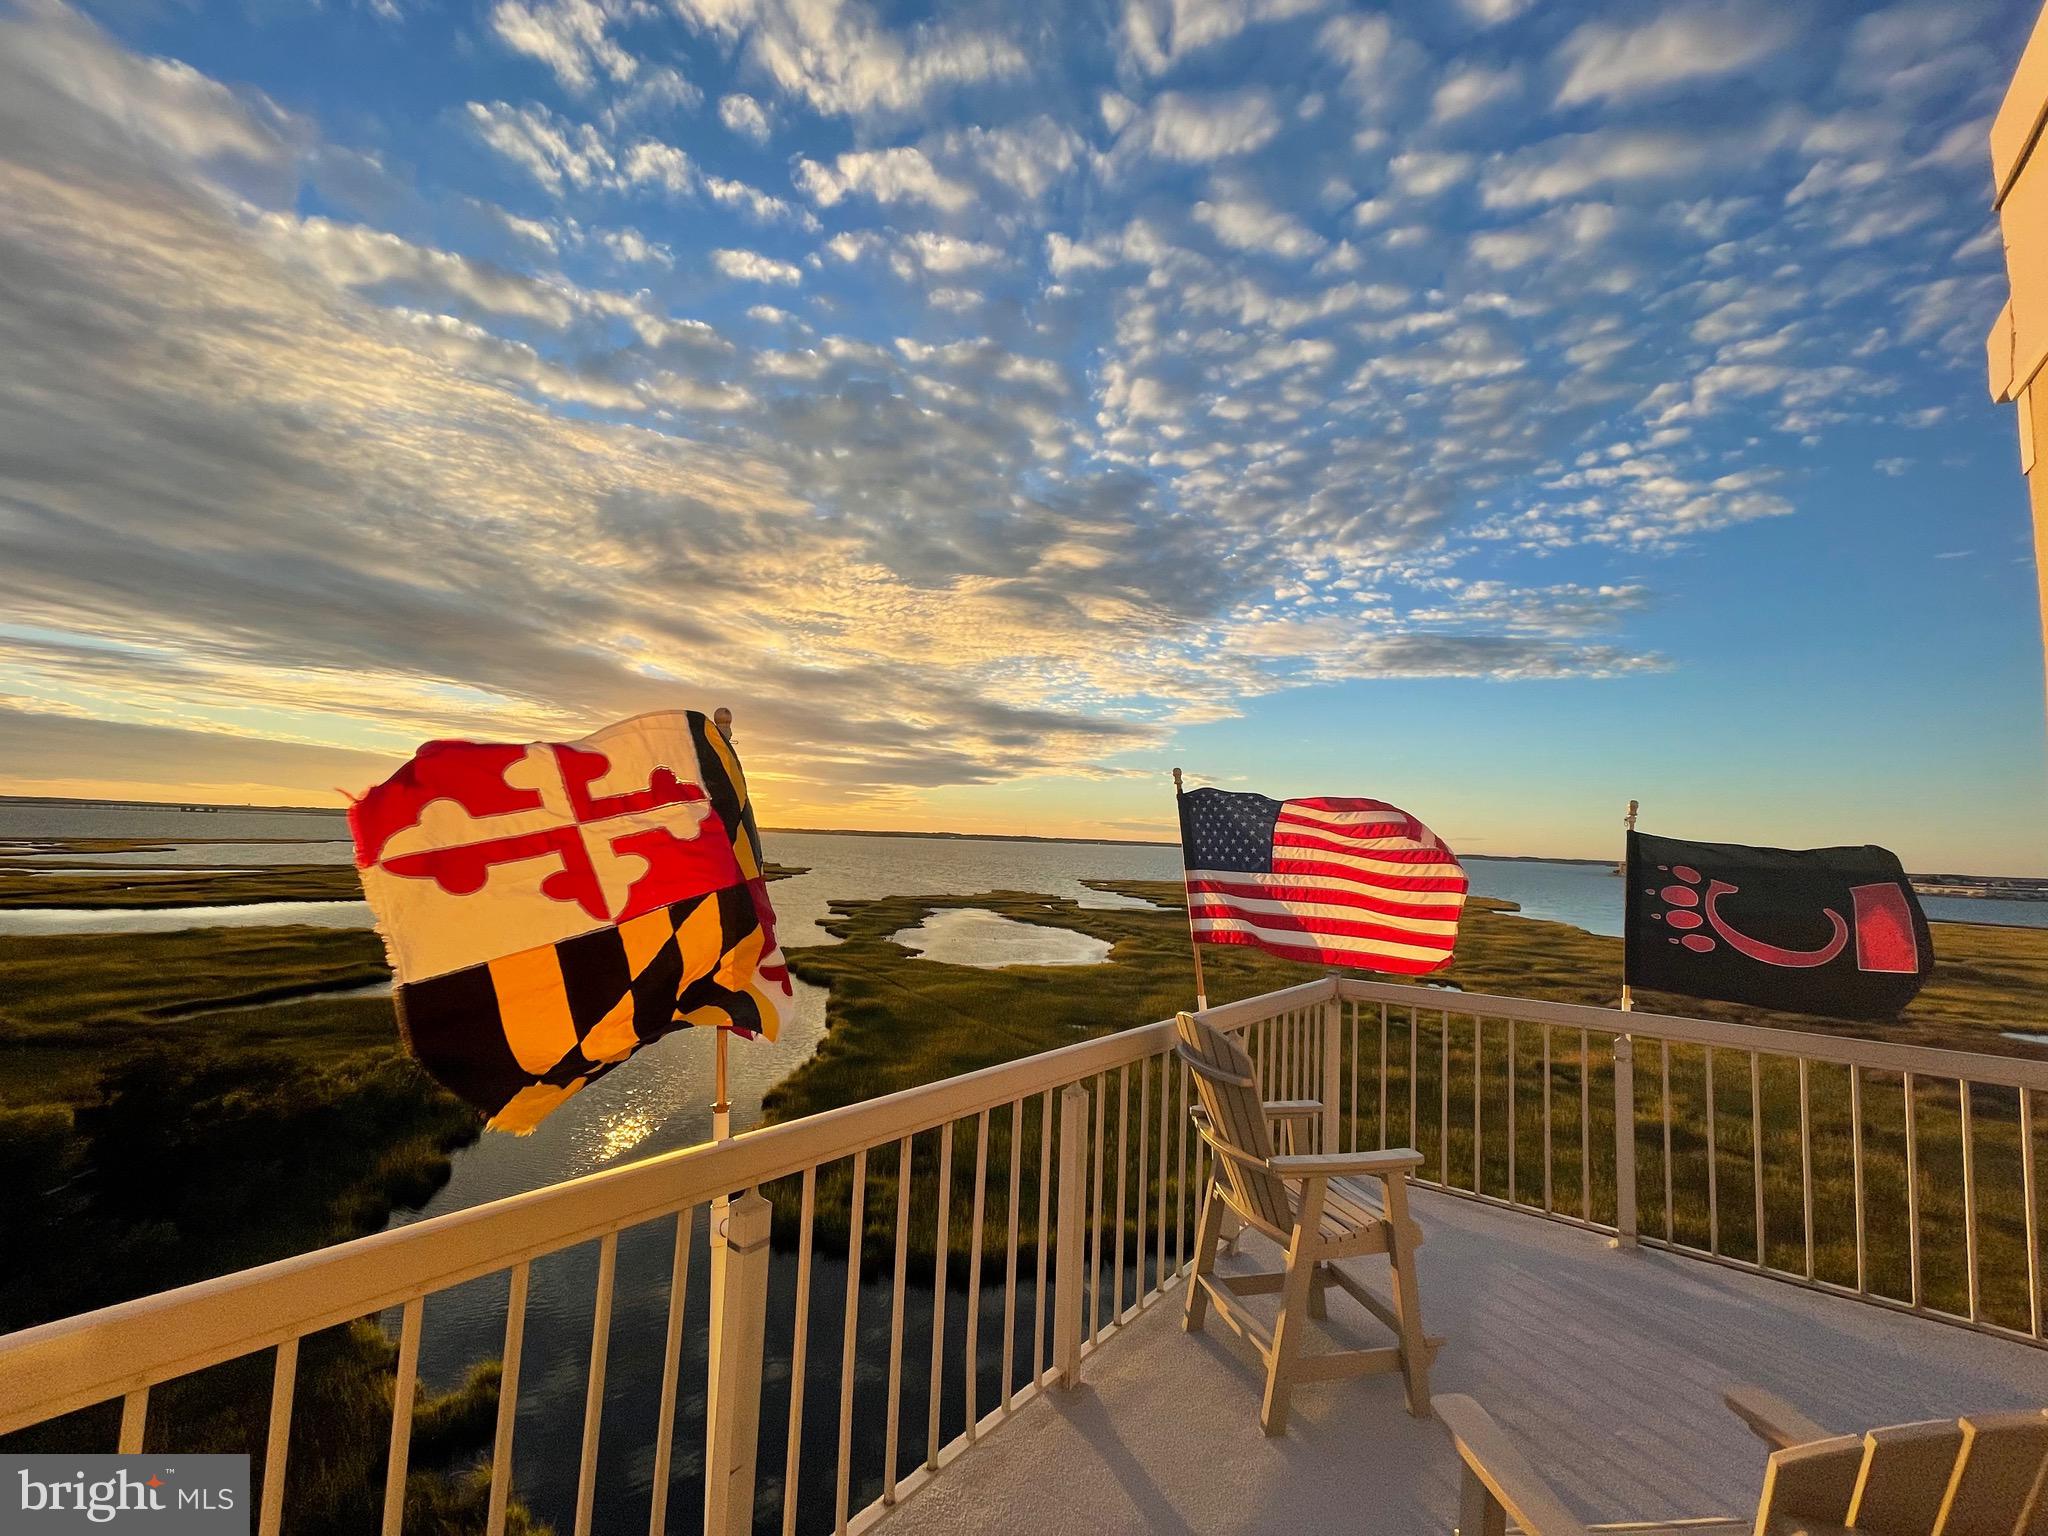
[1187,797,1467,974]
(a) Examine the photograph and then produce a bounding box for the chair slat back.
[1853,1422,1970,1536]
[1175,1012,1293,1233]
[1758,1411,2048,1536]
[1932,1413,2048,1536]
[1756,1434,1864,1533]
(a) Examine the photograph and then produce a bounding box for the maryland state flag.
[349,710,790,1132]
[1625,831,1932,1023]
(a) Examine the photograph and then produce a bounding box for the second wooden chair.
[1175,1009,1439,1436]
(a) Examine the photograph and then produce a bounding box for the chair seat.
[1287,1175,1426,1257]
[1304,1174,1387,1240]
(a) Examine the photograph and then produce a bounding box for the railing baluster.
[1750,1050,1765,1269]
[573,1232,617,1536]
[1113,1066,1129,1323]
[382,1295,424,1536]
[117,1387,146,1454]
[1851,1065,1866,1293]
[1799,1059,1815,1282]
[259,1338,299,1536]
[834,1150,866,1535]
[780,1170,817,1536]
[1175,1058,1190,1278]
[1003,1098,1023,1410]
[1409,1006,1419,1152]
[1088,1076,1104,1346]
[1053,1085,1089,1386]
[1378,1002,1390,1151]
[1156,1052,1171,1296]
[491,1264,530,1536]
[1542,1024,1553,1213]
[1439,1009,1450,1185]
[1706,1047,1720,1255]
[1661,1040,1674,1244]
[1134,1059,1150,1302]
[1580,1028,1592,1225]
[1349,1000,1360,1153]
[1507,1017,1517,1207]
[884,1137,913,1504]
[1905,1070,1922,1308]
[963,1112,989,1439]
[2022,1087,2040,1340]
[1960,1080,1979,1324]
[646,1216,689,1536]
[1473,1015,1483,1194]
[1035,1094,1053,1386]
[928,1122,953,1470]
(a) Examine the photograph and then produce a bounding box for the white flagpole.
[713,705,735,1142]
[1620,797,1639,1013]
[1173,767,1209,1011]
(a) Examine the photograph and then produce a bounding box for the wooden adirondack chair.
[1174,1010,1439,1436]
[1438,1385,2048,1536]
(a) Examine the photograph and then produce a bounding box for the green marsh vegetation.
[0,864,367,908]
[0,925,527,1528]
[768,882,2047,1337]
[0,861,810,1527]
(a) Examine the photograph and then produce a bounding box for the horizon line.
[3,792,2043,882]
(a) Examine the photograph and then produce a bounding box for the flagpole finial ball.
[714,707,733,742]
[1172,766,1183,791]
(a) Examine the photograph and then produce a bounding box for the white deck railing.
[1317,979,2047,1347]
[0,978,1329,1536]
[0,976,2040,1536]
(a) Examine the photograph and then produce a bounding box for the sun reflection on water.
[589,1106,657,1164]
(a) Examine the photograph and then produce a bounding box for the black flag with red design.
[1624,831,1933,1022]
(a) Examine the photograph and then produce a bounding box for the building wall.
[1989,3,2048,718]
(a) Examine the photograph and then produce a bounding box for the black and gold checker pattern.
[399,881,776,1131]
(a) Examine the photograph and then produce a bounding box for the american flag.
[1177,787,1467,975]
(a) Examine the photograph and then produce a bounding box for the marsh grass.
[0,865,366,908]
[0,927,529,1524]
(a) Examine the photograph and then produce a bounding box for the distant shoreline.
[0,793,342,816]
[3,794,2043,883]
[762,824,1176,848]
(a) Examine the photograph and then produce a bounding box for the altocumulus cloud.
[0,0,2022,817]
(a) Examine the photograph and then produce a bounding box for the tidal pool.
[889,907,1113,968]
[0,899,372,935]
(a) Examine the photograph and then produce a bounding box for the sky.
[0,0,2044,871]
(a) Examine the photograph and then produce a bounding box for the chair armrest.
[1722,1385,1831,1450]
[1270,1148,1425,1180]
[1264,1099,1321,1120]
[1436,1395,1591,1536]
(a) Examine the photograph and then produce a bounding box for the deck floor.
[879,1189,2046,1535]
